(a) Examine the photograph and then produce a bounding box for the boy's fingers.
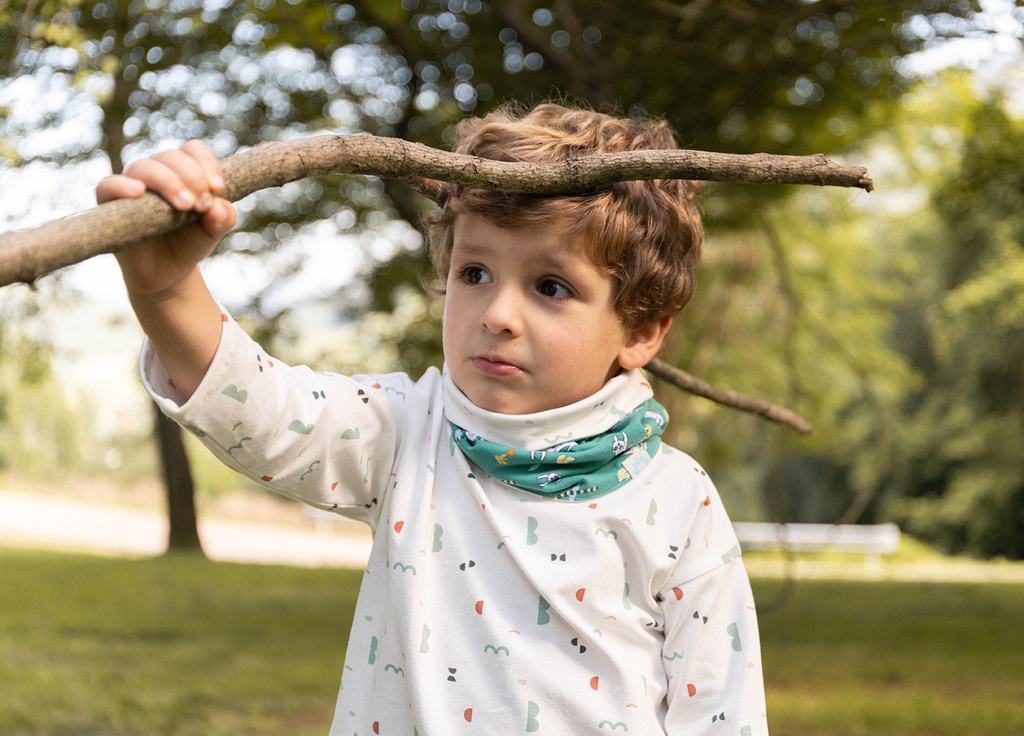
[98,140,225,211]
[150,148,216,209]
[119,142,221,211]
[156,197,235,252]
[180,139,225,192]
[120,156,197,210]
[95,174,146,204]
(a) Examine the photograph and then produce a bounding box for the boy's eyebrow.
[450,239,494,260]
[452,239,589,273]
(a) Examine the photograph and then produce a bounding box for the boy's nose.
[480,286,524,336]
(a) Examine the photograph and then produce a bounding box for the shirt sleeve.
[657,474,769,735]
[141,310,401,529]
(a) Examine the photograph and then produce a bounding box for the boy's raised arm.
[97,141,236,400]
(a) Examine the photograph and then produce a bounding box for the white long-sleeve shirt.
[143,313,768,735]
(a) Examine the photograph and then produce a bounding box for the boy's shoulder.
[654,442,711,477]
[345,365,444,409]
[337,366,447,431]
[626,441,735,529]
[645,442,717,501]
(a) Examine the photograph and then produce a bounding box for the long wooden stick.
[0,133,864,434]
[0,133,871,288]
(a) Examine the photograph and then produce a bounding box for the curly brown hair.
[426,102,704,331]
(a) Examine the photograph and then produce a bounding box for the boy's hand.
[97,140,236,299]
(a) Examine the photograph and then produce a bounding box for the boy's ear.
[618,316,673,371]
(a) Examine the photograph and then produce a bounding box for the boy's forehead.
[451,213,597,269]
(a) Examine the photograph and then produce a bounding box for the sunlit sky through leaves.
[1,0,1021,313]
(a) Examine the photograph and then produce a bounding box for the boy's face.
[442,213,646,415]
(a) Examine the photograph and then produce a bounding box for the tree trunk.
[153,403,204,553]
[97,16,204,556]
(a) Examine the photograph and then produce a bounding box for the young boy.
[98,103,768,735]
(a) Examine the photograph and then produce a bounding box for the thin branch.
[0,133,872,288]
[760,205,805,413]
[10,0,43,76]
[644,357,813,435]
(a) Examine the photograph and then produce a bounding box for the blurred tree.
[885,92,1024,559]
[708,70,1024,556]
[0,294,85,477]
[327,0,1001,378]
[0,0,428,551]
[655,175,921,524]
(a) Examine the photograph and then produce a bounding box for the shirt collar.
[441,368,655,452]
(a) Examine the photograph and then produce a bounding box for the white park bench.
[732,522,901,560]
[303,507,901,560]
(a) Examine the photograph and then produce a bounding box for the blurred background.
[3,0,1023,558]
[1,2,1024,733]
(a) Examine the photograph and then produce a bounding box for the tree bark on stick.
[0,134,871,288]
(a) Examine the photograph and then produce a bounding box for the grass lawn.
[0,549,360,736]
[2,547,1023,735]
[755,577,1024,735]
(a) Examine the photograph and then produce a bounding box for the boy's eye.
[538,279,572,300]
[461,266,492,285]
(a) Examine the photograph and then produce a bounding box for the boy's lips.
[471,356,522,377]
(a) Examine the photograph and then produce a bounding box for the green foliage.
[885,93,1024,559]
[0,298,86,477]
[657,180,919,523]
[0,0,993,285]
[0,362,85,477]
[329,0,984,154]
[658,73,1024,557]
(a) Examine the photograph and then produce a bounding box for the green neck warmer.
[451,398,668,502]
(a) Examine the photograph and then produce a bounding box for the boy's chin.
[460,384,552,416]
[463,384,600,416]
[471,395,545,416]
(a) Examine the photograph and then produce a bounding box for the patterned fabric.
[451,399,668,502]
[141,312,769,736]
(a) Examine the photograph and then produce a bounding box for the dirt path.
[0,491,372,568]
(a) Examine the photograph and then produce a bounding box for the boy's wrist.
[125,266,217,327]
[123,267,198,306]
[124,266,222,401]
